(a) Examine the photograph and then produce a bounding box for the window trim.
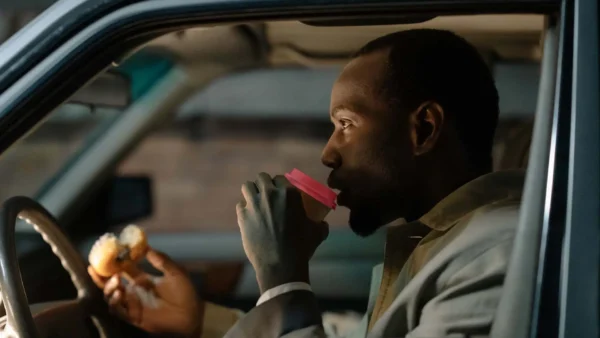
[558,0,600,336]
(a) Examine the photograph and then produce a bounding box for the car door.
[547,0,599,336]
[491,1,600,337]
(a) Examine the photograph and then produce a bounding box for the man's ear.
[409,101,444,156]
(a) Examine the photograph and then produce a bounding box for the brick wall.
[118,127,350,233]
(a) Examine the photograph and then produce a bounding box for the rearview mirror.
[68,71,131,108]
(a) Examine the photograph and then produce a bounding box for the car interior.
[0,6,564,338]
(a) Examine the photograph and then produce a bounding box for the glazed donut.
[88,224,148,278]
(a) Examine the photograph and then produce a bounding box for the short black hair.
[354,29,499,171]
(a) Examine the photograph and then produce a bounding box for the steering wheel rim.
[0,196,121,337]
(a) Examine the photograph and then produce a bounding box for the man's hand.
[236,173,329,293]
[88,248,203,338]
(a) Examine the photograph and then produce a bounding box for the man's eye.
[339,119,352,130]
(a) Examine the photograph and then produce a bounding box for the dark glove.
[236,173,329,293]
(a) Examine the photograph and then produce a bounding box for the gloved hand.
[88,248,203,338]
[236,173,329,293]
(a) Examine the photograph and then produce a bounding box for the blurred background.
[0,5,540,234]
[0,6,348,231]
[0,1,541,314]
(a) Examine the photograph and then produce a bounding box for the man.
[89,28,524,337]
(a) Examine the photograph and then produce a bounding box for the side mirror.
[90,175,153,229]
[67,175,153,235]
[104,175,153,226]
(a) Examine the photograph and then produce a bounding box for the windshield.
[0,104,121,203]
[0,9,126,203]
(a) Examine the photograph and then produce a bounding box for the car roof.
[143,14,543,68]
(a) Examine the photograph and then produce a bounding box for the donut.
[88,224,148,278]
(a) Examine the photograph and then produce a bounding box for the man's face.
[323,50,417,236]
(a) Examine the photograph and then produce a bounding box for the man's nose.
[321,141,341,169]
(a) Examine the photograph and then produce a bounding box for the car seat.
[493,119,534,171]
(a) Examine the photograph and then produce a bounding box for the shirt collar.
[418,170,525,232]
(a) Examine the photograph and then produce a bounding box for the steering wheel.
[0,196,122,337]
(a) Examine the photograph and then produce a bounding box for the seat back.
[493,119,534,171]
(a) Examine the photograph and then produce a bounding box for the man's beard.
[333,161,406,237]
[345,188,401,237]
[348,205,387,237]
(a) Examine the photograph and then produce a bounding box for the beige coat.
[224,170,524,338]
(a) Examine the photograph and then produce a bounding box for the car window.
[109,17,542,234]
[0,104,121,203]
[118,115,350,233]
[117,64,538,234]
[116,65,349,233]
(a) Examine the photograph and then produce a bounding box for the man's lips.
[327,173,343,190]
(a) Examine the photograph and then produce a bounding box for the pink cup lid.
[285,169,337,210]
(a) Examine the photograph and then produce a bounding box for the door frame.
[556,0,600,336]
